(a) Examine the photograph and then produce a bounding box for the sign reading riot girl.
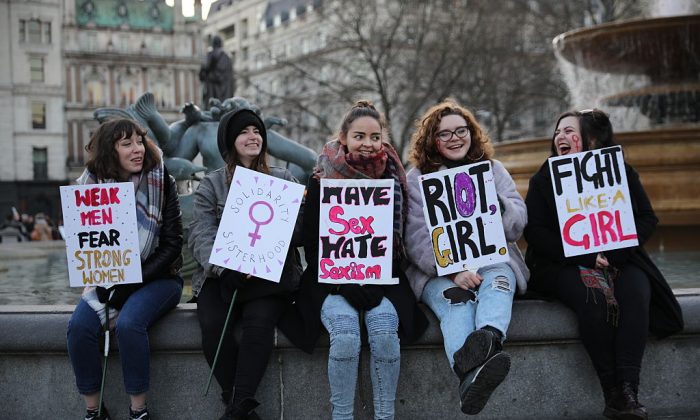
[419,162,509,276]
[209,167,304,283]
[318,179,397,285]
[549,145,638,257]
[61,183,142,287]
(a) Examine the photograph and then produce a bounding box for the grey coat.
[187,166,302,297]
[404,159,529,299]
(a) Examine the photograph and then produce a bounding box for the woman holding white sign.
[404,100,529,415]
[279,101,427,420]
[524,109,683,419]
[67,119,184,420]
[188,108,303,419]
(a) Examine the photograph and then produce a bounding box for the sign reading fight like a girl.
[209,167,304,283]
[548,145,638,257]
[419,162,509,276]
[60,182,142,287]
[318,179,397,285]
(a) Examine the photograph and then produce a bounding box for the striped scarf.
[314,140,408,259]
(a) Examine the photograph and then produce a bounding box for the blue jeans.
[421,263,516,367]
[321,294,400,420]
[67,276,182,395]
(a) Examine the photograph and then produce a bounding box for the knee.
[329,332,361,360]
[115,313,145,336]
[67,315,98,343]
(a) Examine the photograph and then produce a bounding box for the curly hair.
[335,100,387,141]
[84,119,161,180]
[408,99,493,174]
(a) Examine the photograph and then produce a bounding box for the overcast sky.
[166,0,215,20]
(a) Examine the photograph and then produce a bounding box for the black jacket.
[278,177,428,353]
[524,161,683,338]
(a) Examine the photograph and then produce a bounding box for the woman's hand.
[595,253,609,270]
[450,270,483,290]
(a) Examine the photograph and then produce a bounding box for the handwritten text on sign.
[60,183,142,287]
[419,162,509,276]
[549,145,638,257]
[209,167,304,283]
[318,179,396,285]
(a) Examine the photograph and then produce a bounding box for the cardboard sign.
[209,167,304,283]
[60,183,142,287]
[318,179,397,285]
[419,161,509,276]
[549,145,638,257]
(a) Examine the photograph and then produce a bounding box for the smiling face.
[233,125,263,168]
[115,133,145,180]
[553,116,583,156]
[340,116,383,156]
[435,114,471,162]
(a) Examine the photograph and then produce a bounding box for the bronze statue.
[199,36,234,109]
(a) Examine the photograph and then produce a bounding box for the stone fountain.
[496,6,700,234]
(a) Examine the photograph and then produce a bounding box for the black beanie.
[217,109,267,160]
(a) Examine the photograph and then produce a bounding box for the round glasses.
[436,126,469,142]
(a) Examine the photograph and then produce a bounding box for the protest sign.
[209,167,304,283]
[419,161,509,276]
[549,145,638,257]
[60,182,142,287]
[318,179,397,285]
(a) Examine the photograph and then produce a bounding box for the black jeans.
[534,263,651,388]
[197,278,287,404]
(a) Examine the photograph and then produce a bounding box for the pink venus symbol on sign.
[248,201,274,246]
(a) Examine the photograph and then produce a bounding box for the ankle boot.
[603,382,648,419]
[453,329,502,380]
[220,397,260,420]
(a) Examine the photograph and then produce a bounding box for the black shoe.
[129,406,150,420]
[85,404,110,420]
[453,329,502,380]
[603,382,648,419]
[220,397,260,420]
[459,352,511,415]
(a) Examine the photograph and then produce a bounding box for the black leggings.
[196,278,287,404]
[536,263,651,388]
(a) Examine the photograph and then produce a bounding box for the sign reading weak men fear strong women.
[61,183,142,287]
[318,179,397,285]
[420,162,509,276]
[549,145,638,257]
[209,167,304,283]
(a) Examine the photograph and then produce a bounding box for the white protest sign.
[209,167,304,282]
[318,179,397,285]
[549,145,638,257]
[60,182,142,287]
[419,161,509,276]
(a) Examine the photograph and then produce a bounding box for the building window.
[241,18,248,39]
[33,147,48,180]
[19,20,26,42]
[19,19,51,44]
[43,22,51,43]
[32,101,46,129]
[30,57,44,82]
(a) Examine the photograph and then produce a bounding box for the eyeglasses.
[435,126,469,142]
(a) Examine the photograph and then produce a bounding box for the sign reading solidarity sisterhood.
[209,167,304,283]
[60,183,142,287]
[419,162,509,276]
[549,145,638,257]
[318,179,397,285]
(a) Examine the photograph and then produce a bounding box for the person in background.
[524,109,683,419]
[404,99,529,415]
[67,119,183,420]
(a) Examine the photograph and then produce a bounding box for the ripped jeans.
[421,263,516,368]
[321,295,400,420]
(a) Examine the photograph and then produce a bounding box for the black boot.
[220,397,260,420]
[603,382,648,419]
[453,329,502,379]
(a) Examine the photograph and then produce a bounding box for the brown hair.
[335,100,387,141]
[408,99,493,174]
[84,119,161,180]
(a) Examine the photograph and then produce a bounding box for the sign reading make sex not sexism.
[419,162,509,276]
[549,145,638,257]
[209,167,304,283]
[318,179,397,285]
[60,182,142,287]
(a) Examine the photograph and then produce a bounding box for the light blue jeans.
[321,294,400,420]
[421,263,516,368]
